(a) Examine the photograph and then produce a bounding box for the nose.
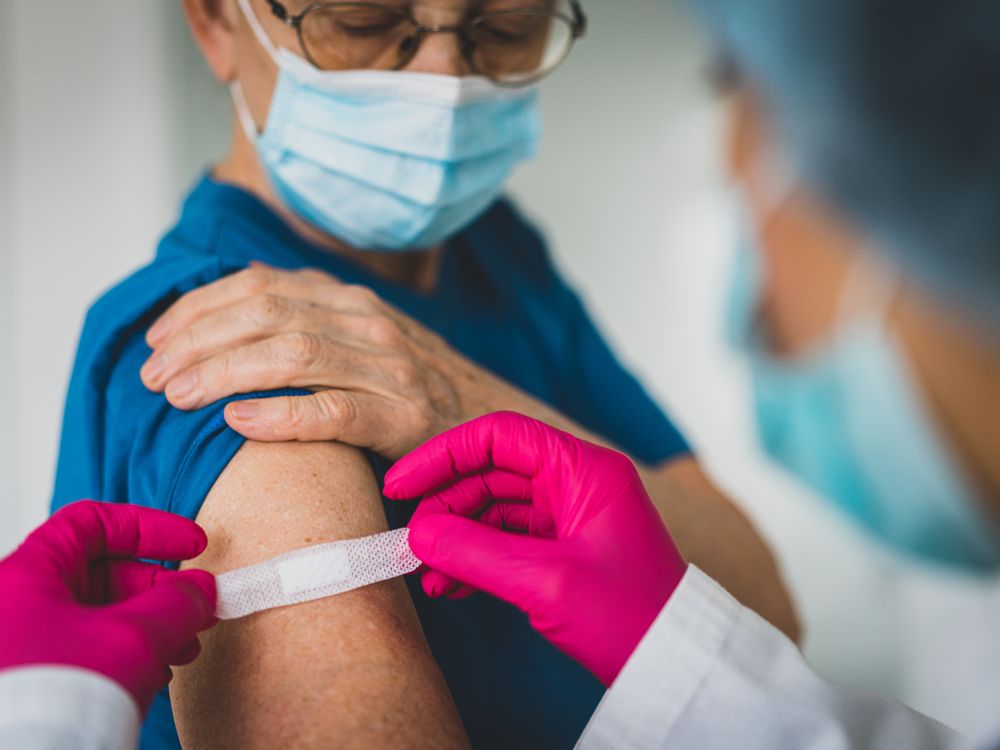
[402,29,473,77]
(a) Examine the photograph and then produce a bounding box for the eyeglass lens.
[298,1,576,83]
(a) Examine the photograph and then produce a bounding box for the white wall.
[4,0,998,736]
[3,2,188,552]
[1,6,16,541]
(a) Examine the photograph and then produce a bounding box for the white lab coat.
[576,566,995,750]
[0,666,139,750]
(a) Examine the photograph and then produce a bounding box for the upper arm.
[172,439,468,750]
[644,458,802,644]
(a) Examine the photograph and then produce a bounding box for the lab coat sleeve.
[0,666,140,750]
[576,566,970,750]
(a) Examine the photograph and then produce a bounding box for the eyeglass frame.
[264,0,588,86]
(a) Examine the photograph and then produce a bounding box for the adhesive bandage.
[215,528,422,620]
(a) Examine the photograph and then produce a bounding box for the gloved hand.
[0,501,217,712]
[384,412,687,687]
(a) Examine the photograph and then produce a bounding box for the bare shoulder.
[173,440,469,750]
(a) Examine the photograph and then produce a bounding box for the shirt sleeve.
[51,257,311,524]
[576,566,969,750]
[104,329,311,522]
[559,290,689,466]
[0,667,140,750]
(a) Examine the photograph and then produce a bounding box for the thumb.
[116,569,217,661]
[226,391,383,447]
[409,514,554,613]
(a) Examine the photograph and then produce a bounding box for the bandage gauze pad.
[215,528,421,619]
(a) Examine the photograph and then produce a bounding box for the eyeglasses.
[265,0,587,87]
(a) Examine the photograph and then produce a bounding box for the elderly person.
[52,1,795,748]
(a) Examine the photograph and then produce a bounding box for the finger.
[384,412,560,499]
[162,333,365,411]
[172,638,204,667]
[420,569,463,599]
[449,585,477,600]
[18,502,208,581]
[146,266,341,348]
[477,503,532,534]
[116,569,218,658]
[224,390,390,448]
[408,513,552,610]
[419,575,476,600]
[411,497,531,596]
[408,469,534,522]
[147,270,389,353]
[85,559,167,605]
[149,305,419,403]
[144,295,328,391]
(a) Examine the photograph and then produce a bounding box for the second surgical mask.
[727,236,1000,571]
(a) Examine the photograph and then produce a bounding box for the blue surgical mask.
[727,237,1000,571]
[233,0,540,251]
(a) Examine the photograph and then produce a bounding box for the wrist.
[449,353,585,439]
[457,370,530,423]
[606,563,688,686]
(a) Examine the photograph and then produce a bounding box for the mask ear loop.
[747,131,902,337]
[744,143,902,352]
[236,0,282,63]
[737,143,799,340]
[230,0,285,140]
[833,252,901,334]
[230,81,261,141]
[751,150,798,227]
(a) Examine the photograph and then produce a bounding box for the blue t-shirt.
[52,177,689,750]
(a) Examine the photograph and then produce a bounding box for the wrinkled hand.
[384,412,687,687]
[141,265,509,460]
[0,501,217,713]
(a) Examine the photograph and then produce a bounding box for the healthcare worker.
[0,502,217,749]
[385,413,976,748]
[380,0,1000,746]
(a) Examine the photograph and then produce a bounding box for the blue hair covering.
[690,0,1000,327]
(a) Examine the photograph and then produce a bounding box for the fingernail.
[147,318,170,346]
[180,569,218,611]
[228,401,259,421]
[425,576,443,598]
[142,353,169,384]
[191,525,209,557]
[381,470,408,498]
[407,520,431,556]
[167,371,198,401]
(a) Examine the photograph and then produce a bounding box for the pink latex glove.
[0,501,217,713]
[384,411,687,687]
